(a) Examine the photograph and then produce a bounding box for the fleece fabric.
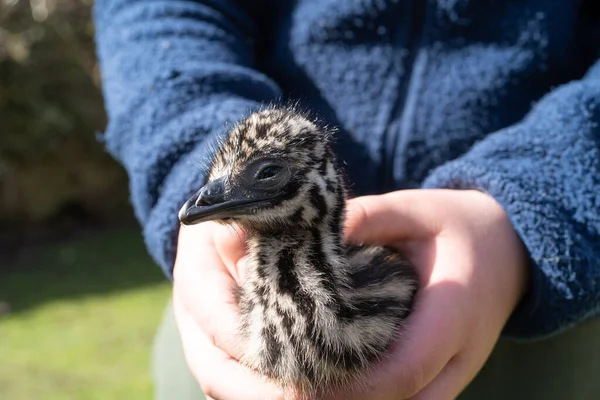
[93,0,600,339]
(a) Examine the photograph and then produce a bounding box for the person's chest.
[253,0,595,194]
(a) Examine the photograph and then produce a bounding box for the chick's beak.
[178,176,279,225]
[178,176,228,225]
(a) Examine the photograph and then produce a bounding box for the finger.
[340,279,466,400]
[173,294,285,400]
[212,223,248,281]
[387,284,462,395]
[174,223,246,361]
[408,354,480,400]
[345,190,444,245]
[179,221,247,279]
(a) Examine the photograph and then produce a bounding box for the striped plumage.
[178,108,419,396]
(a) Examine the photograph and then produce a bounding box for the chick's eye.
[256,165,282,180]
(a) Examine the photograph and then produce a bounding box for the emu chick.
[179,108,419,397]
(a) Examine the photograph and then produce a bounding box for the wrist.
[466,189,531,308]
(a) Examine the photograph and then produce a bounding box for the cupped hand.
[172,189,529,400]
[172,222,285,400]
[330,189,530,400]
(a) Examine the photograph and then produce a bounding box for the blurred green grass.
[0,229,171,400]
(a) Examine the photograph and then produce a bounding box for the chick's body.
[179,108,419,396]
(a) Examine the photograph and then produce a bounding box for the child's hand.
[172,222,286,400]
[328,189,529,399]
[172,189,529,399]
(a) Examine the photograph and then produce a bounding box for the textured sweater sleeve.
[423,60,600,339]
[94,0,281,278]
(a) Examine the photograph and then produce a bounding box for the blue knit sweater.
[94,0,600,339]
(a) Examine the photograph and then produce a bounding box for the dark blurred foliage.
[0,0,133,250]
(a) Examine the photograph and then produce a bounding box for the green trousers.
[152,301,600,400]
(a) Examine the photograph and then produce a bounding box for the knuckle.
[200,381,217,399]
[344,199,370,236]
[182,355,215,398]
[396,361,427,398]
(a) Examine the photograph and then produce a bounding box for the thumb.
[345,189,443,245]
